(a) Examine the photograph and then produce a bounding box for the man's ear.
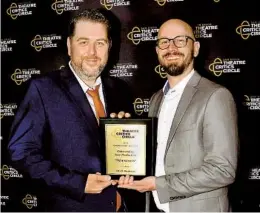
[193,41,200,57]
[67,37,71,56]
[155,46,159,55]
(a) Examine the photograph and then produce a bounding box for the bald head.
[155,19,200,82]
[158,19,195,40]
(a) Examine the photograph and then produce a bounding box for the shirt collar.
[69,61,102,92]
[163,69,195,96]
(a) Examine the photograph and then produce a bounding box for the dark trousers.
[117,199,128,212]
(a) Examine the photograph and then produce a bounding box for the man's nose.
[168,40,178,51]
[87,42,97,55]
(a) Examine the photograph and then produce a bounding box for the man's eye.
[176,39,185,43]
[160,40,168,45]
[79,41,87,45]
[96,41,105,46]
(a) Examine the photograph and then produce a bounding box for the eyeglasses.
[156,35,195,50]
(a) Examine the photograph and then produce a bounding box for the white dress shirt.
[152,70,195,212]
[69,61,107,119]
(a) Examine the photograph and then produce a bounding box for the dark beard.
[162,63,185,76]
[161,49,194,76]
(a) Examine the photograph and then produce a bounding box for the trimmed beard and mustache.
[72,56,106,81]
[160,49,194,76]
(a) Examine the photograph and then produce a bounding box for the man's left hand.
[118,176,156,193]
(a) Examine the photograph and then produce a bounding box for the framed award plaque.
[99,118,157,179]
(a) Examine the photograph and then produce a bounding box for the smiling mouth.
[85,58,99,64]
[165,55,181,60]
[86,58,98,61]
[164,52,183,59]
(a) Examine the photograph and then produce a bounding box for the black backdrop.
[1,0,260,211]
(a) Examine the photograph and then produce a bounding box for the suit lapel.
[165,71,201,153]
[60,66,99,144]
[151,90,164,118]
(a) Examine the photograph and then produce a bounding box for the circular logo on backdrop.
[0,165,23,180]
[51,0,65,14]
[22,194,37,209]
[127,26,158,45]
[133,98,149,115]
[236,20,260,40]
[208,58,246,77]
[11,69,23,85]
[51,0,82,15]
[100,0,113,10]
[30,34,62,51]
[236,21,251,40]
[6,3,19,19]
[154,0,184,6]
[155,65,167,78]
[31,35,43,51]
[100,0,130,10]
[154,0,167,6]
[208,58,223,77]
[6,2,36,19]
[11,68,41,85]
[127,27,142,45]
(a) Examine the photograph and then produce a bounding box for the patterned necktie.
[86,84,122,211]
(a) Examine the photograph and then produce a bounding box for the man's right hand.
[110,111,131,119]
[85,172,113,194]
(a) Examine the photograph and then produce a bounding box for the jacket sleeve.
[155,87,239,203]
[8,80,88,201]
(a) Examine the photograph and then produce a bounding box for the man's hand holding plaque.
[118,175,156,193]
[110,111,131,119]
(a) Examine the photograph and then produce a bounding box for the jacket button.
[110,201,114,205]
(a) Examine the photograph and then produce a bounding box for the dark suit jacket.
[8,66,133,212]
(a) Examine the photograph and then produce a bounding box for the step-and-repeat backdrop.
[1,0,260,211]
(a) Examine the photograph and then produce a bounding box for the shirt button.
[170,197,174,200]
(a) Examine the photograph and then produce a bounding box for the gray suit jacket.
[148,71,238,212]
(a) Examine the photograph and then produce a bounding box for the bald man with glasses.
[118,19,239,212]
